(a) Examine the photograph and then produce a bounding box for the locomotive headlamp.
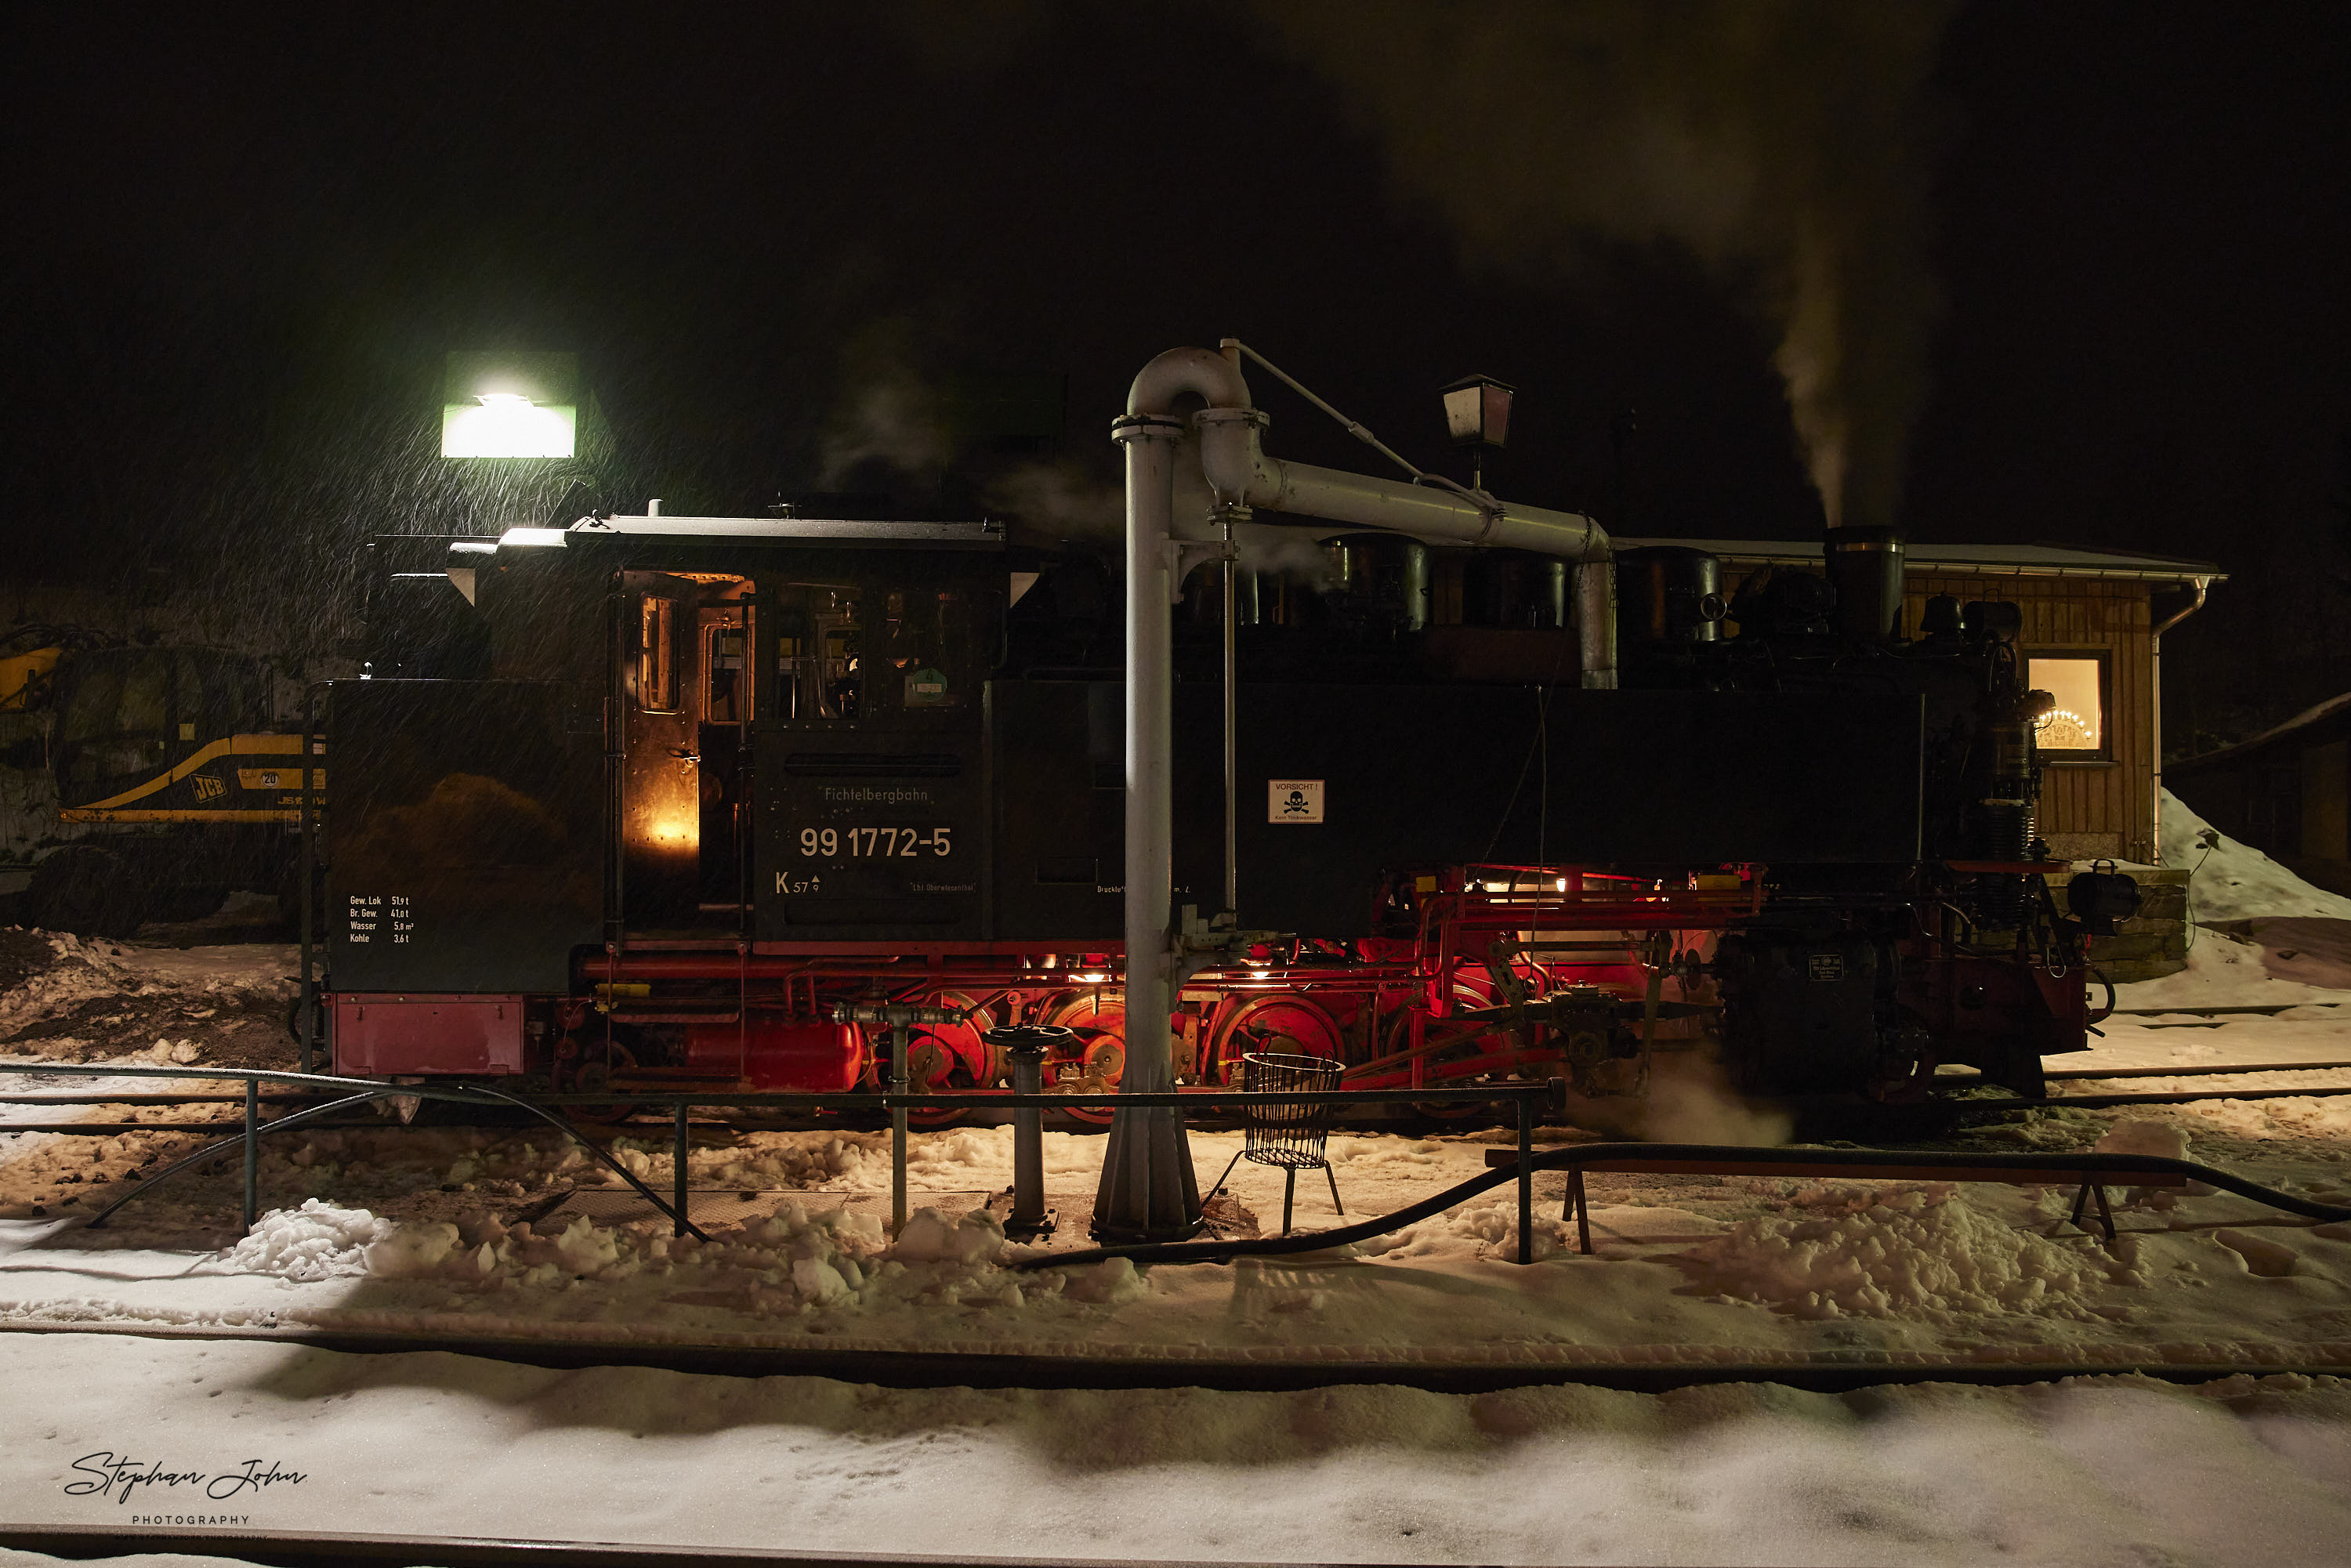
[440,350,579,458]
[1442,374,1515,448]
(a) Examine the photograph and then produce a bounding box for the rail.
[0,1062,1561,1261]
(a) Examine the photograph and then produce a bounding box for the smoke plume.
[984,445,1337,586]
[1263,1,1956,531]
[819,371,952,488]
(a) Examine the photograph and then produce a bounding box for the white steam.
[819,371,951,487]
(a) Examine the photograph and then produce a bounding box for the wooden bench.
[1483,1148,2189,1251]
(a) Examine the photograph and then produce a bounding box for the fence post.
[1516,1088,1533,1265]
[991,1024,1067,1240]
[298,687,318,1077]
[891,1023,910,1237]
[242,1077,259,1233]
[672,1101,690,1239]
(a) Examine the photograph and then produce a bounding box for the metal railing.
[0,1063,1562,1262]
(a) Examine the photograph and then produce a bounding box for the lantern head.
[1441,374,1516,449]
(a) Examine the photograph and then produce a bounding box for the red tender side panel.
[333,994,527,1075]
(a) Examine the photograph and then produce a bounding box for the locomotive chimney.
[1823,525,1904,639]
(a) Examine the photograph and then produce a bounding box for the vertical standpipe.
[1092,346,1615,1243]
[1093,407,1204,1242]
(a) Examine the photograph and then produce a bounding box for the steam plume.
[1263,1,1956,530]
[819,371,951,488]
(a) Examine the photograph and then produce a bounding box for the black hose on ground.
[1013,1142,2351,1270]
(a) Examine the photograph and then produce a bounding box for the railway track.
[0,1316,2342,1396]
[5,1061,2351,1139]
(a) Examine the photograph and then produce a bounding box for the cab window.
[636,595,681,712]
[879,588,977,712]
[771,583,861,720]
[59,651,170,786]
[702,617,751,723]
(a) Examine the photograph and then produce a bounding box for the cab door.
[695,596,754,911]
[619,573,701,925]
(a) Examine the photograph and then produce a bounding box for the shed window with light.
[2028,654,2107,758]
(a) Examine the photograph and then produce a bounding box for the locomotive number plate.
[798,826,953,857]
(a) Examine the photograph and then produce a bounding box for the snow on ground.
[2161,788,2351,925]
[0,1103,2344,1372]
[1,1335,2348,1566]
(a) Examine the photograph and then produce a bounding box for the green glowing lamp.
[440,351,579,459]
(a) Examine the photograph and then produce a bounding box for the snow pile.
[2165,788,2351,923]
[889,1205,1005,1265]
[212,1200,393,1282]
[321,1197,1174,1323]
[2214,1228,2302,1278]
[357,1200,1017,1315]
[1059,1255,1150,1305]
[365,1209,694,1290]
[0,932,133,1040]
[1350,1190,1577,1262]
[2095,1118,2192,1160]
[1681,1184,2121,1320]
[2110,922,2351,1009]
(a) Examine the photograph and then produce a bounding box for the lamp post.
[1440,373,1516,494]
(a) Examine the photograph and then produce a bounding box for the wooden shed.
[1626,538,2222,865]
[2167,693,2351,896]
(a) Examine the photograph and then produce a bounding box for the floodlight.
[440,350,580,458]
[441,393,577,458]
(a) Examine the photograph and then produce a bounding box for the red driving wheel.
[1042,990,1125,1126]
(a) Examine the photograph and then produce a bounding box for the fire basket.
[1207,1052,1347,1236]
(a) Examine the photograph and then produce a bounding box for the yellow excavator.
[2,628,306,936]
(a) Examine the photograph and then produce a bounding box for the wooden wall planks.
[1901,575,2155,862]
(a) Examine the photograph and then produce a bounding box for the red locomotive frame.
[335,860,2091,1117]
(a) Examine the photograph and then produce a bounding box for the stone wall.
[2044,864,2190,982]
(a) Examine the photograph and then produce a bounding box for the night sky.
[8,3,2346,745]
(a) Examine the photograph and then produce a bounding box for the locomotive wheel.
[1863,1017,1939,1104]
[556,1039,640,1124]
[1042,990,1125,1125]
[868,1027,978,1128]
[905,990,999,1128]
[1205,994,1345,1086]
[1389,979,1509,1121]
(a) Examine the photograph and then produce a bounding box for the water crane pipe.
[1093,345,1618,1243]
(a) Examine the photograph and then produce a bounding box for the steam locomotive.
[317,491,2124,1120]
